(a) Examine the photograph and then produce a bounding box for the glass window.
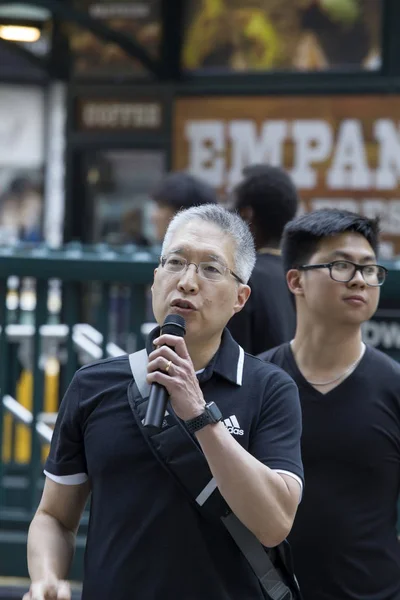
[69,0,161,78]
[0,86,45,244]
[0,170,44,244]
[83,149,165,245]
[80,149,164,349]
[182,0,382,73]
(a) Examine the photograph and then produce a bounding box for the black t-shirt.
[227,253,296,356]
[260,343,400,600]
[45,329,303,600]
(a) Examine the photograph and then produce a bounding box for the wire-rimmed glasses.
[160,255,243,284]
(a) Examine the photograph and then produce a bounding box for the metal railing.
[0,245,158,521]
[2,321,128,445]
[3,396,53,445]
[2,321,127,442]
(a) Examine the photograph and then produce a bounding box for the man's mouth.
[170,299,197,311]
[343,295,366,305]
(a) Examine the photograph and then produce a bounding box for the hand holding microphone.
[144,314,186,430]
[145,313,207,429]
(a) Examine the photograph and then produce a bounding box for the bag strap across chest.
[127,349,300,600]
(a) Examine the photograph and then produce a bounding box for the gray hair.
[161,204,256,283]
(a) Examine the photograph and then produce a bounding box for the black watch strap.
[184,401,222,434]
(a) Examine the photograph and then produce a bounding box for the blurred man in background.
[227,164,298,355]
[151,171,217,242]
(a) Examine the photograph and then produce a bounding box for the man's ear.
[233,284,251,315]
[287,269,304,297]
[151,267,158,293]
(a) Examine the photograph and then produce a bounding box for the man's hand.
[146,334,206,421]
[22,577,71,600]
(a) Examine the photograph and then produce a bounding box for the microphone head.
[161,314,186,337]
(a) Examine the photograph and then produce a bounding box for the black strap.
[128,350,296,600]
[222,514,293,600]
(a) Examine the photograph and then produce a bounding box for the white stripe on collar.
[236,345,244,386]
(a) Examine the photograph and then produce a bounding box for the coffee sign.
[78,98,162,131]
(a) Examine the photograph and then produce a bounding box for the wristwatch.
[184,401,222,434]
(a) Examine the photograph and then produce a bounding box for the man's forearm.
[27,510,76,581]
[196,423,297,547]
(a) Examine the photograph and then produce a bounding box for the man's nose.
[178,264,199,293]
[348,269,366,287]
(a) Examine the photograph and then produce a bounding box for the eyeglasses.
[297,260,387,287]
[160,255,243,284]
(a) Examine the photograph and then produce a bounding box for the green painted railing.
[0,244,158,579]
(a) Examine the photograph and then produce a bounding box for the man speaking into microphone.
[24,204,303,600]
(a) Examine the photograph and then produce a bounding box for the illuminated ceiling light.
[0,25,41,43]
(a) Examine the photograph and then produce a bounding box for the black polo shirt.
[45,329,303,600]
[227,253,296,356]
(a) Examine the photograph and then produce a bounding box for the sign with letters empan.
[173,96,400,258]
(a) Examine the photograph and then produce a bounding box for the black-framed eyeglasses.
[297,260,388,287]
[160,255,244,284]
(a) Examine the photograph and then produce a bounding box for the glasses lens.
[363,265,386,286]
[331,261,354,282]
[376,267,386,285]
[164,256,186,273]
[199,262,224,281]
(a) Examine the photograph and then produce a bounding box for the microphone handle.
[143,313,185,431]
[143,382,167,430]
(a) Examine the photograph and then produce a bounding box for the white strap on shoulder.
[128,349,150,399]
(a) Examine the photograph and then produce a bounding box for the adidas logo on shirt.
[223,415,244,436]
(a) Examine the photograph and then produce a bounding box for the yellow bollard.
[2,413,13,463]
[11,358,59,464]
[41,357,60,462]
[14,370,33,463]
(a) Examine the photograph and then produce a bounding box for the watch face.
[206,401,222,423]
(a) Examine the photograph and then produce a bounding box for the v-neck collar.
[285,342,369,399]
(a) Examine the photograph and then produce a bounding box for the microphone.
[143,314,186,430]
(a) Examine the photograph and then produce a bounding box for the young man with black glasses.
[260,208,400,600]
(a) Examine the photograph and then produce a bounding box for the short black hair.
[151,172,217,210]
[242,163,273,178]
[282,209,380,273]
[233,165,298,244]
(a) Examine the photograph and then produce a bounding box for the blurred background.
[0,0,399,595]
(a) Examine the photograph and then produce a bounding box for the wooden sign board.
[173,95,400,257]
